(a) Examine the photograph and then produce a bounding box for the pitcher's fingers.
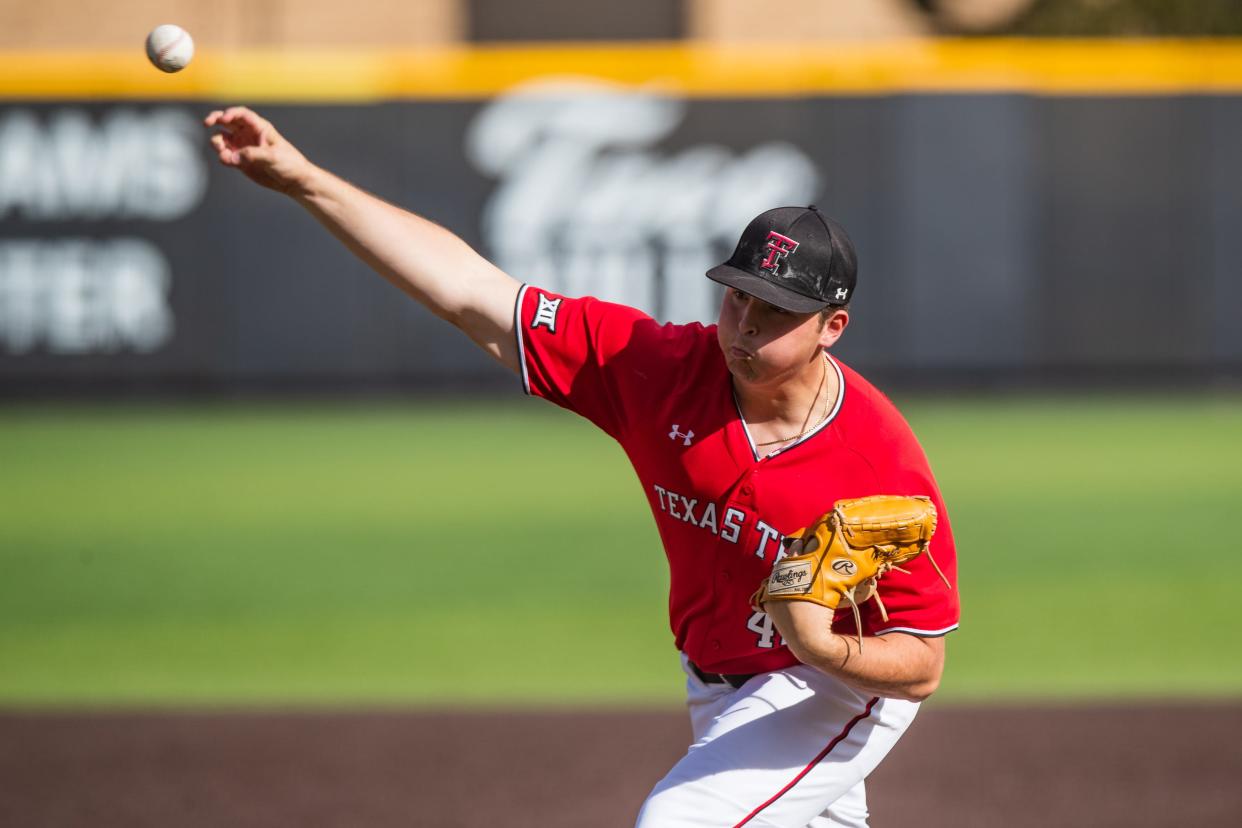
[208,108,256,128]
[245,111,276,139]
[208,121,238,140]
[205,113,240,138]
[211,133,245,154]
[222,106,270,132]
[238,146,262,163]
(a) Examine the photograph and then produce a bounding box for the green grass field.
[2,395,1240,706]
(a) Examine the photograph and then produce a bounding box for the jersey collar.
[733,353,846,462]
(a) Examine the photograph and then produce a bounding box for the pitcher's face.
[716,289,847,387]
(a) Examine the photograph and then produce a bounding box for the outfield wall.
[2,42,1241,393]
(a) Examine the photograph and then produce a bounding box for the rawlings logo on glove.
[752,495,950,649]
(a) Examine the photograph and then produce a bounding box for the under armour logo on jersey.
[669,424,694,446]
[834,287,849,301]
[531,294,562,332]
[760,231,799,272]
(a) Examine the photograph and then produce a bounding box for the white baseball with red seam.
[145,24,194,73]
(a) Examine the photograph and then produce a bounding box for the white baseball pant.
[634,654,920,827]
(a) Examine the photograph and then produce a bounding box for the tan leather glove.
[752,495,946,648]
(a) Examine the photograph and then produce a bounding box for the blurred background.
[3,0,1242,724]
[4,2,1242,826]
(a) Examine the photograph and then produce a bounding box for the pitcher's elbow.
[904,675,940,702]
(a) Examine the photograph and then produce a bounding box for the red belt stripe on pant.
[732,696,880,828]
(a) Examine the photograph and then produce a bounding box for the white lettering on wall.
[0,108,204,358]
[466,80,820,323]
[0,108,207,222]
[0,239,174,354]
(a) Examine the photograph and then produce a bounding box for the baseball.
[145,24,194,73]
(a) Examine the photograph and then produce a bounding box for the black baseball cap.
[706,206,857,313]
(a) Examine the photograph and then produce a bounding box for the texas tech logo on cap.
[706,206,858,312]
[760,231,799,273]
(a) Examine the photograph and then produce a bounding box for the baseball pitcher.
[206,106,960,828]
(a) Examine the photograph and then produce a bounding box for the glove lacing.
[839,530,952,652]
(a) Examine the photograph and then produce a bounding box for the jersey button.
[741,484,753,496]
[712,640,722,650]
[721,570,731,582]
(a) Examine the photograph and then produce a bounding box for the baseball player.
[206,106,959,828]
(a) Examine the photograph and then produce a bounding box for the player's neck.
[734,352,837,440]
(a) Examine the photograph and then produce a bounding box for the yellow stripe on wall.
[3,39,1242,100]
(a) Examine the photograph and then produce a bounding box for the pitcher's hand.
[205,107,313,195]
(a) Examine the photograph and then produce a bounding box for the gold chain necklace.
[754,353,833,447]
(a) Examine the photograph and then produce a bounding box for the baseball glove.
[751,495,948,649]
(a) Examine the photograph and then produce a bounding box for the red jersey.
[516,286,960,675]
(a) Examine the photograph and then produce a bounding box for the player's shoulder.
[833,357,929,468]
[523,285,716,362]
[835,358,909,426]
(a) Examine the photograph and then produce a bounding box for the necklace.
[754,353,834,447]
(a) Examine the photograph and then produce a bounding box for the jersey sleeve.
[514,285,689,440]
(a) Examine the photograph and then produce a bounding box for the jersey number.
[746,611,780,649]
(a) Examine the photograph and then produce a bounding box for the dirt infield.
[2,703,1238,827]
